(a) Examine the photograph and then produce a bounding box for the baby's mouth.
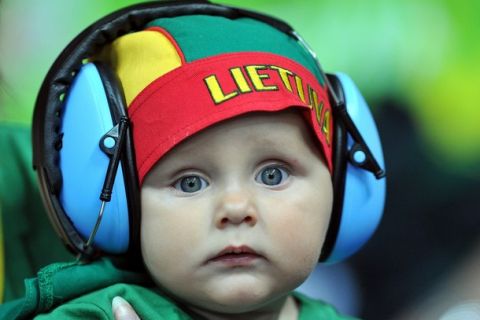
[207,245,264,266]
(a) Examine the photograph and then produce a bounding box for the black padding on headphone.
[320,74,347,261]
[94,63,141,258]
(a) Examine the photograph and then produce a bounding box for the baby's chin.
[173,274,303,315]
[187,288,288,315]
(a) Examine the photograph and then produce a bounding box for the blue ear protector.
[321,73,386,263]
[59,63,130,253]
[32,0,386,262]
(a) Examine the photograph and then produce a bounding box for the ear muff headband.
[33,0,386,262]
[33,1,301,258]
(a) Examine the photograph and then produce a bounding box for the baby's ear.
[95,29,183,106]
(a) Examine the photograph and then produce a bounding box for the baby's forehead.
[151,110,321,167]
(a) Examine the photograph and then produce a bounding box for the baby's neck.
[187,295,299,320]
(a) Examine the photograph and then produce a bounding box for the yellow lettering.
[308,85,318,110]
[295,75,306,103]
[204,75,239,104]
[314,100,324,125]
[322,109,331,145]
[245,65,278,91]
[230,67,252,93]
[270,65,293,92]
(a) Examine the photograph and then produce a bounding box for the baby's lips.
[207,245,264,263]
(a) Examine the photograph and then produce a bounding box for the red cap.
[128,52,333,184]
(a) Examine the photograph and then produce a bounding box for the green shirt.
[0,258,359,319]
[0,123,71,302]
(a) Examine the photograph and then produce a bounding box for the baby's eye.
[255,166,290,186]
[173,175,209,193]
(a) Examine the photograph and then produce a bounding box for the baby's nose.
[215,192,258,229]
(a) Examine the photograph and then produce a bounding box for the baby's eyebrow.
[246,135,291,147]
[152,155,215,177]
[251,136,307,152]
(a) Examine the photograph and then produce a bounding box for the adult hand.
[112,296,141,320]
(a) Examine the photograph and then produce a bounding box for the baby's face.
[141,111,333,314]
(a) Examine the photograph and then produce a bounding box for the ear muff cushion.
[59,63,129,253]
[325,73,386,263]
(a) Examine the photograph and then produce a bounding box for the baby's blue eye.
[256,166,290,186]
[174,175,209,193]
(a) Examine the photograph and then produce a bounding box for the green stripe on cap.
[146,15,324,86]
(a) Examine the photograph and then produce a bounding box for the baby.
[0,2,385,319]
[101,14,342,318]
[138,110,333,319]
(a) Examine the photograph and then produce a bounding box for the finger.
[112,296,141,320]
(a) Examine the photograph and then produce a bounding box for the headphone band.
[32,0,385,262]
[32,0,315,258]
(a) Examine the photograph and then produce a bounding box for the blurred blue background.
[1,1,479,319]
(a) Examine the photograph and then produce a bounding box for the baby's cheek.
[140,200,210,284]
[142,215,191,260]
[269,198,329,266]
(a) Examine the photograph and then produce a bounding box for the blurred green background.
[1,0,479,319]
[1,0,479,175]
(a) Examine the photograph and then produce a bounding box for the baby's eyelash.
[169,170,210,195]
[254,162,292,187]
[173,175,209,193]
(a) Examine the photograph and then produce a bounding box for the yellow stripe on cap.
[96,29,184,106]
